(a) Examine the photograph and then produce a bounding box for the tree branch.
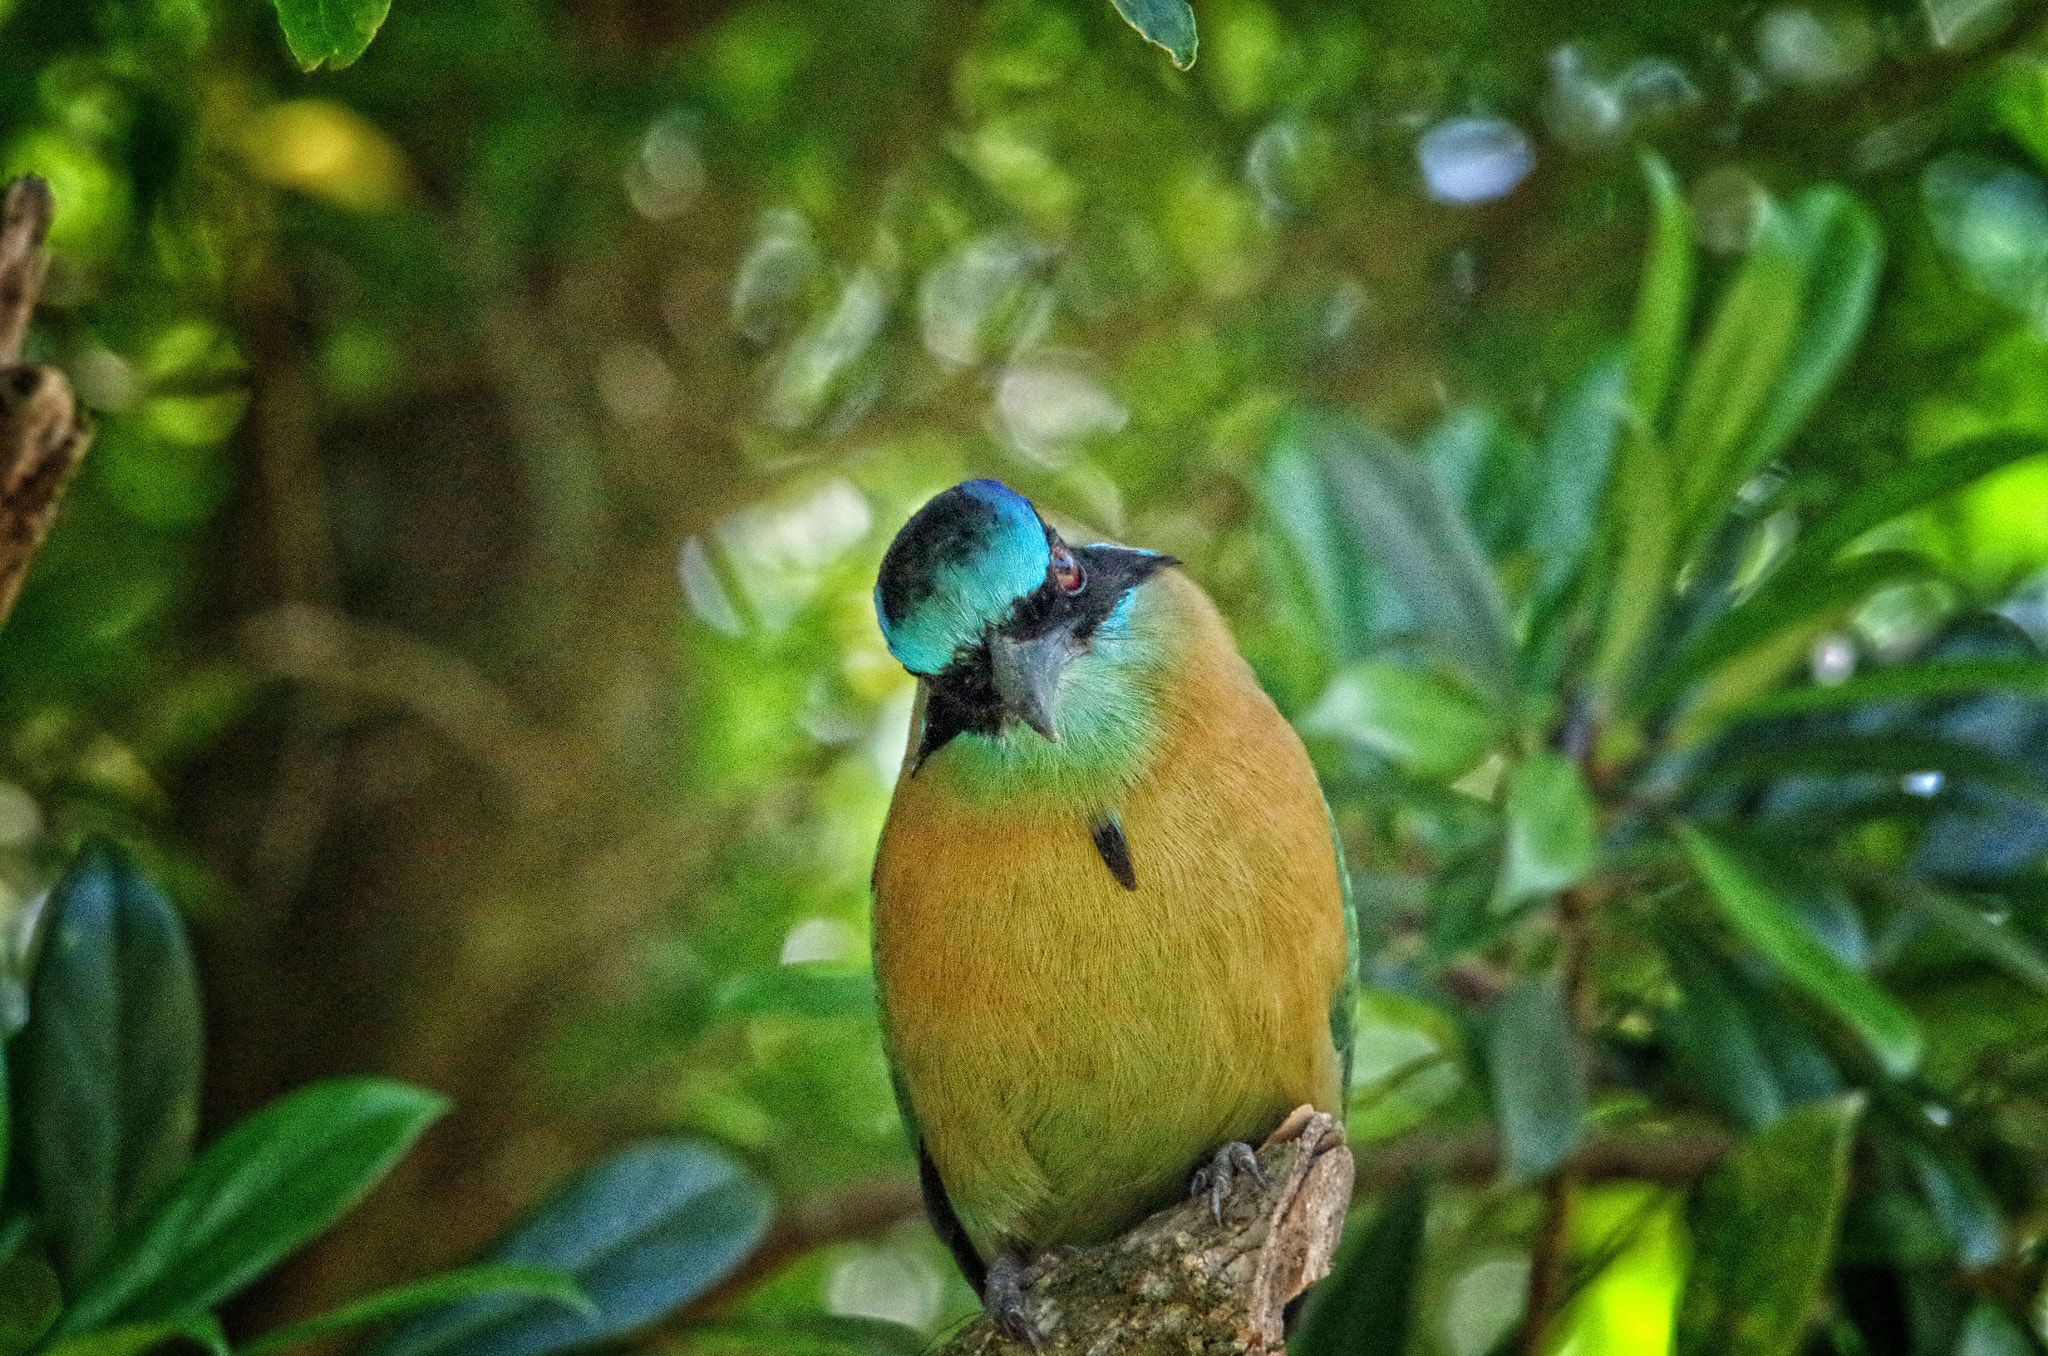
[935,1109,1353,1355]
[0,176,90,627]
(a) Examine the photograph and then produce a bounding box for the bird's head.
[875,480,1173,763]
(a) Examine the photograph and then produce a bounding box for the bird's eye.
[1051,543,1085,595]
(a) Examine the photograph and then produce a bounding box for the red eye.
[1051,543,1085,594]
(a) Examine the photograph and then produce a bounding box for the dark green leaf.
[1690,731,2048,811]
[0,1247,59,1356]
[1277,409,1515,703]
[1780,432,2048,580]
[1728,657,2048,722]
[1490,974,1584,1182]
[1496,753,1598,907]
[1680,829,1922,1077]
[1676,1095,1861,1356]
[1291,1174,1429,1356]
[1655,923,1786,1130]
[1107,0,1195,68]
[241,1266,590,1356]
[270,0,393,71]
[44,1315,230,1356]
[368,1139,773,1356]
[56,1079,447,1336]
[1627,153,1695,429]
[1260,438,1381,664]
[1905,1140,2003,1268]
[19,841,202,1287]
[690,1315,932,1356]
[1300,662,1497,781]
[1528,346,1627,602]
[1868,873,2048,995]
[1954,1303,2034,1356]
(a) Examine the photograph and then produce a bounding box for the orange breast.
[871,571,1346,1258]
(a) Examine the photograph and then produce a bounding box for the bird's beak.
[987,629,1079,741]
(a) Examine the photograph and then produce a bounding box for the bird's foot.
[984,1251,1040,1348]
[1190,1140,1264,1224]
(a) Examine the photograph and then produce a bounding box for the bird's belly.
[873,737,1345,1256]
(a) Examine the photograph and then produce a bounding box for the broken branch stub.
[0,175,91,627]
[936,1108,1356,1355]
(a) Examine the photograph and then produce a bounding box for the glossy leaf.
[1278,409,1516,702]
[241,1265,591,1356]
[1681,828,1922,1077]
[1300,662,1496,781]
[1497,753,1598,907]
[44,1315,230,1356]
[18,841,203,1287]
[369,1139,773,1356]
[1627,153,1695,429]
[1108,0,1196,69]
[270,0,393,71]
[1490,974,1584,1181]
[1691,731,2048,810]
[1528,346,1628,602]
[56,1079,447,1336]
[1291,1174,1429,1356]
[1261,438,1382,664]
[1676,1096,1861,1356]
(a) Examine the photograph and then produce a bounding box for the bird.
[869,478,1354,1342]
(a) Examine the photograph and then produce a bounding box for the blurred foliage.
[6,0,2048,1354]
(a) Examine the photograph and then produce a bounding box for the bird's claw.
[985,1252,1041,1348]
[1189,1140,1264,1224]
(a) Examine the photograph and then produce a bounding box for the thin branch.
[0,177,51,366]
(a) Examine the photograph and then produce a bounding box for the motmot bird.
[870,479,1354,1340]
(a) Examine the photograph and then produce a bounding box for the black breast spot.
[1090,816,1137,891]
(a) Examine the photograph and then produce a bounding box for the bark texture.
[935,1108,1354,1356]
[0,176,89,626]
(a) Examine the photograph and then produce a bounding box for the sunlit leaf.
[1277,409,1516,703]
[1490,974,1584,1181]
[1300,662,1496,781]
[56,1080,447,1336]
[1680,828,1921,1077]
[18,841,203,1288]
[43,1315,229,1356]
[1496,753,1598,907]
[1676,1096,1861,1356]
[1108,0,1196,69]
[369,1140,772,1356]
[270,0,393,72]
[1291,1174,1429,1356]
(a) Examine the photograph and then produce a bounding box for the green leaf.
[1290,1174,1429,1356]
[1260,439,1381,664]
[241,1265,591,1356]
[1299,662,1497,781]
[1736,189,1883,477]
[1640,550,1935,718]
[1680,828,1922,1077]
[713,966,875,1019]
[687,1315,932,1356]
[1691,731,2048,810]
[1954,1304,2035,1356]
[1668,201,1806,532]
[270,0,393,70]
[44,1315,230,1356]
[368,1139,773,1356]
[1277,409,1516,703]
[0,1247,60,1356]
[1779,432,2048,580]
[56,1079,448,1337]
[1587,423,1678,714]
[1676,1095,1862,1356]
[1496,753,1598,908]
[1627,153,1695,429]
[1864,872,2048,996]
[1490,974,1585,1182]
[1655,923,1787,1130]
[1528,346,1628,603]
[1727,656,2048,722]
[1107,0,1196,68]
[18,841,203,1287]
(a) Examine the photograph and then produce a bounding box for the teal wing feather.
[1325,796,1358,1108]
